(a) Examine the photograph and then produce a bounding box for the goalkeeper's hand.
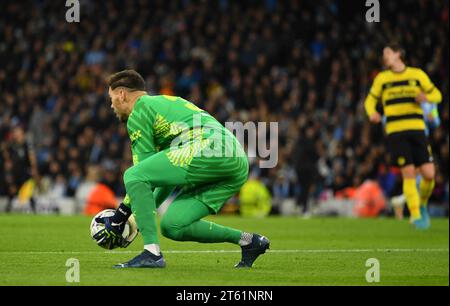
[93,203,132,249]
[93,217,126,249]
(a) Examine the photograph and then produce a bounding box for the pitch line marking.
[0,248,448,255]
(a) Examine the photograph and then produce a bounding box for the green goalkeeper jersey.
[123,94,248,212]
[127,94,223,166]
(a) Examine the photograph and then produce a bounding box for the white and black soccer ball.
[90,209,139,249]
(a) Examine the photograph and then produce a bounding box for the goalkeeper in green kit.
[93,70,270,268]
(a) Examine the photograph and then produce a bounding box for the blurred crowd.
[0,0,448,213]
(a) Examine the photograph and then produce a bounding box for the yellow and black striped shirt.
[365,67,442,134]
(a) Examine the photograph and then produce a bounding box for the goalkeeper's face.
[109,87,129,122]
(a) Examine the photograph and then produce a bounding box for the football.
[90,209,139,249]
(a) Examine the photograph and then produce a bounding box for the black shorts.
[386,130,434,167]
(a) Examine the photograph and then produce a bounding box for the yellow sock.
[419,179,435,207]
[403,178,420,220]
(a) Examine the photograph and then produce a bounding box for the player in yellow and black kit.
[364,43,442,229]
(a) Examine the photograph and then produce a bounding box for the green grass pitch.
[0,214,448,286]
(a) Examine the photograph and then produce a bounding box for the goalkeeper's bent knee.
[123,167,137,186]
[123,166,150,187]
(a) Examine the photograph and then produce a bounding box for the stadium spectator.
[1,125,39,212]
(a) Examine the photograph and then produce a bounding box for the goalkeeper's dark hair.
[385,42,406,63]
[107,69,146,91]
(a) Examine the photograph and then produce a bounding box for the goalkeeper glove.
[93,203,132,249]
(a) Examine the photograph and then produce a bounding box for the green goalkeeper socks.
[162,218,242,244]
[125,180,160,245]
[160,197,242,244]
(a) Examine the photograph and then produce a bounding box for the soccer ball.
[90,209,139,249]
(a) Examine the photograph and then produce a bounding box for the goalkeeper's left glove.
[93,203,132,249]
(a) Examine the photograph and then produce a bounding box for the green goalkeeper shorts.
[124,133,249,213]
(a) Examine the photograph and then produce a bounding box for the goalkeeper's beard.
[115,111,128,122]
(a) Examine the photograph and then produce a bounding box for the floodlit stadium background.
[0,0,448,217]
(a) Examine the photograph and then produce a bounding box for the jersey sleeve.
[127,100,157,165]
[364,73,382,117]
[417,69,442,104]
